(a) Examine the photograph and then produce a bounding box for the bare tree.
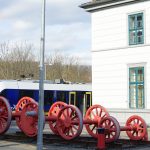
[0,43,92,82]
[45,50,92,83]
[0,42,38,79]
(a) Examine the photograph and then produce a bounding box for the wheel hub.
[64,118,71,127]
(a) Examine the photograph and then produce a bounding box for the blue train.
[0,80,92,114]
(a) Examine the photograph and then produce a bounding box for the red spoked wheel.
[56,105,83,140]
[126,115,147,140]
[15,97,36,130]
[85,104,109,138]
[0,96,12,134]
[20,102,40,137]
[99,116,120,143]
[48,101,67,134]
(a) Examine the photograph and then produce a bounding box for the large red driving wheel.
[15,97,36,130]
[99,116,120,143]
[85,104,109,138]
[19,102,40,137]
[0,96,12,134]
[48,101,67,134]
[126,115,147,140]
[56,105,83,140]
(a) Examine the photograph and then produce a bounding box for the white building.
[81,0,150,125]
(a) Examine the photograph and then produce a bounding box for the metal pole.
[45,64,46,80]
[37,0,46,150]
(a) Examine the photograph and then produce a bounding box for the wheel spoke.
[99,109,102,117]
[91,124,96,131]
[62,110,67,119]
[102,114,106,119]
[70,127,75,136]
[71,125,78,131]
[108,120,111,126]
[91,111,96,118]
[71,114,77,121]
[69,109,74,118]
[67,108,70,116]
[95,108,98,116]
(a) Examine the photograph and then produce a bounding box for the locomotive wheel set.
[0,96,148,143]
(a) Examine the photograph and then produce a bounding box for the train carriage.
[0,80,92,114]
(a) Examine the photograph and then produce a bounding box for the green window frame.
[129,67,144,109]
[128,13,144,45]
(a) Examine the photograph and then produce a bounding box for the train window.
[69,92,76,105]
[76,92,84,114]
[19,90,34,99]
[86,93,92,110]
[57,91,67,103]
[44,91,53,106]
[70,94,75,105]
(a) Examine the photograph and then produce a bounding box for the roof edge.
[80,0,149,12]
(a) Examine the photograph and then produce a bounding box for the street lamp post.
[37,0,46,149]
[45,63,46,80]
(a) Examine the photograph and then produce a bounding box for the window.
[129,67,144,108]
[19,90,34,99]
[44,91,53,106]
[57,91,67,103]
[129,13,144,45]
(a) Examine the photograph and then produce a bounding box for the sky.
[0,0,91,65]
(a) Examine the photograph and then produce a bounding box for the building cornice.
[92,44,150,53]
[80,0,150,12]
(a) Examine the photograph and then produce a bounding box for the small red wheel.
[126,115,147,140]
[99,116,120,143]
[56,105,83,140]
[0,96,12,134]
[85,104,109,138]
[48,101,67,134]
[19,102,40,137]
[15,97,36,130]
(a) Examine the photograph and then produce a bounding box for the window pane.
[130,68,136,82]
[57,91,66,103]
[129,16,136,29]
[137,30,143,43]
[137,15,143,29]
[128,13,144,45]
[137,84,144,108]
[137,68,144,82]
[129,31,136,44]
[70,93,75,105]
[130,84,136,108]
[44,91,53,106]
[129,66,145,109]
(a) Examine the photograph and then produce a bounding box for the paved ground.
[1,140,150,150]
[0,140,94,150]
[1,121,150,150]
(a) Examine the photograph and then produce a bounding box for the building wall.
[92,46,150,108]
[91,1,150,123]
[92,1,150,51]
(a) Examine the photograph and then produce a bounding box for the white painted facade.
[82,0,150,125]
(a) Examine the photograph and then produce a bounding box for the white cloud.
[13,20,33,31]
[0,0,91,65]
